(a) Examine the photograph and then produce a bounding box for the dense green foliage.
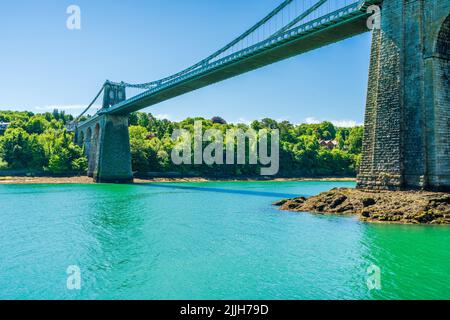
[0,110,87,174]
[128,113,363,177]
[0,110,363,177]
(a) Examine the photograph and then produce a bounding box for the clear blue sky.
[0,0,372,126]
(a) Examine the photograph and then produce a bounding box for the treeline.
[0,110,363,177]
[127,113,363,177]
[0,110,86,174]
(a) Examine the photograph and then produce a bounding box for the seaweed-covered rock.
[276,188,450,224]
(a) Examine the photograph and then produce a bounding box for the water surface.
[0,181,449,299]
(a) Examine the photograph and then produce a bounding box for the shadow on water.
[137,183,300,199]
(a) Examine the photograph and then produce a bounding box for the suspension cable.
[107,0,359,94]
[271,0,328,37]
[112,0,295,90]
[74,84,105,122]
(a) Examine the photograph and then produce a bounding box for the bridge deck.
[78,2,373,129]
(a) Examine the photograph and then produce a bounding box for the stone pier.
[357,0,450,191]
[76,83,133,183]
[93,114,133,183]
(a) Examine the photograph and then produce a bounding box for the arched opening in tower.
[430,14,450,189]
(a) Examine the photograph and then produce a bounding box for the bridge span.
[75,0,450,191]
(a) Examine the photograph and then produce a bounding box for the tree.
[292,135,319,174]
[129,126,157,173]
[0,110,364,178]
[26,115,49,134]
[46,130,87,174]
[211,116,227,125]
[137,113,150,128]
[0,128,45,170]
[0,111,86,174]
[317,121,336,140]
[346,126,364,154]
[336,128,350,149]
[129,112,138,126]
[250,120,262,131]
[51,109,71,124]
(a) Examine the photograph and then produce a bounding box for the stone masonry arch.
[425,13,450,189]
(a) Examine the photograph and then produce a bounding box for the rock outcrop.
[274,188,450,224]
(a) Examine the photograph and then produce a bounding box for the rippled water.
[0,181,449,300]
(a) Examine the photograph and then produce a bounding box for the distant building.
[64,122,77,132]
[0,122,10,132]
[146,133,156,140]
[319,139,338,150]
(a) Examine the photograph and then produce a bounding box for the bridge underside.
[109,13,370,115]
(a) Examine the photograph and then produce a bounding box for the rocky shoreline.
[274,188,450,224]
[0,176,355,185]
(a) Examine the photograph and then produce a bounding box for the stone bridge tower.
[76,82,133,183]
[103,81,126,109]
[357,0,450,191]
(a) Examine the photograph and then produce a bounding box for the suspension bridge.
[73,0,450,191]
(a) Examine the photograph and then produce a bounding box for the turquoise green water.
[0,181,449,300]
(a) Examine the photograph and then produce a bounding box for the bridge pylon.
[76,83,133,183]
[92,113,133,183]
[102,81,127,109]
[357,0,450,191]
